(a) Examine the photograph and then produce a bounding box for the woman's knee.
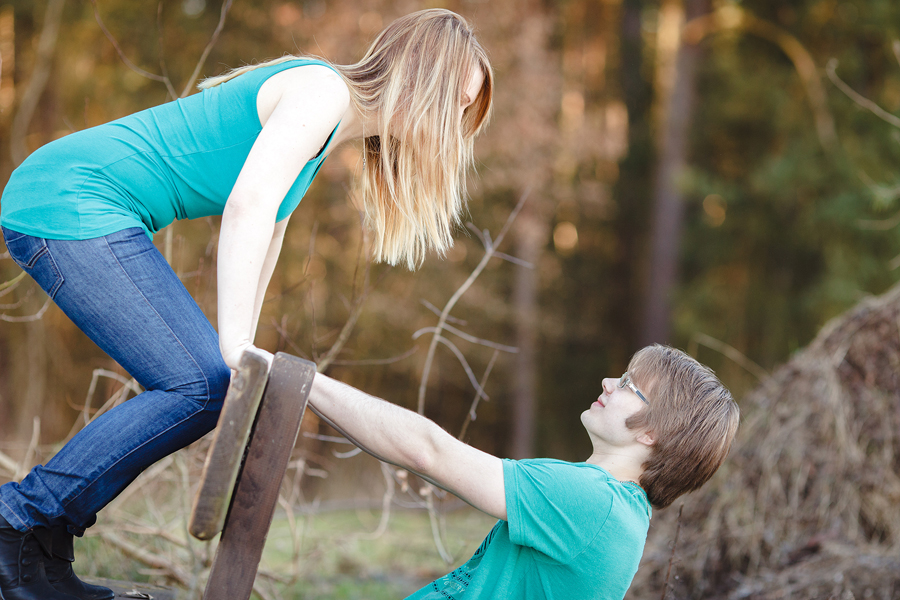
[167,359,230,408]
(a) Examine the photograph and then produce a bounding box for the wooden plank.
[203,353,315,600]
[188,348,270,540]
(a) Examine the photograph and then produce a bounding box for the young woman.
[0,9,493,600]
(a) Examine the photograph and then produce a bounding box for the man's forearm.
[309,375,508,520]
[308,375,445,476]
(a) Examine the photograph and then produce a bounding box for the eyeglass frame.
[618,372,649,405]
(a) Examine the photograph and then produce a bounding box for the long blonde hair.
[201,9,494,269]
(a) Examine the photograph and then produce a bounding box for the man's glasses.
[618,372,649,405]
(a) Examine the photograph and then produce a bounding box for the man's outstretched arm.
[308,374,507,521]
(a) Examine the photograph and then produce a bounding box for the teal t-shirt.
[0,58,338,240]
[406,459,651,600]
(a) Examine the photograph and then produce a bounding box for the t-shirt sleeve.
[503,459,614,564]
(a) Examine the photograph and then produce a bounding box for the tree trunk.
[508,12,556,459]
[10,0,66,166]
[638,0,707,345]
[511,204,544,459]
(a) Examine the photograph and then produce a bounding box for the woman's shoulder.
[257,62,350,124]
[270,61,347,97]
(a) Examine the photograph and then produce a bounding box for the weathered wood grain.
[188,348,269,541]
[202,352,315,600]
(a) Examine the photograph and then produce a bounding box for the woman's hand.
[221,343,274,372]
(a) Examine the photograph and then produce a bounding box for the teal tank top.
[0,58,338,240]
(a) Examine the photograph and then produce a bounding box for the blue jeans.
[0,226,229,534]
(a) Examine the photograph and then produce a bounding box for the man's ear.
[636,430,655,447]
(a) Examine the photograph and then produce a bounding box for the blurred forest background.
[1,0,900,598]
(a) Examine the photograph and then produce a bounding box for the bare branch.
[332,446,363,459]
[270,315,309,358]
[303,432,352,444]
[424,486,453,564]
[99,532,192,587]
[319,219,387,372]
[433,336,489,401]
[683,7,837,149]
[465,222,486,245]
[0,270,26,292]
[180,0,236,97]
[826,58,900,129]
[156,1,178,100]
[459,349,500,441]
[14,417,41,482]
[414,324,518,354]
[660,504,684,600]
[89,0,173,88]
[356,463,395,540]
[492,251,534,269]
[0,451,19,478]
[420,299,468,326]
[417,192,529,414]
[0,296,51,322]
[690,332,770,383]
[329,346,418,366]
[10,0,66,166]
[858,209,900,231]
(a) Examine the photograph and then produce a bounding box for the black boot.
[0,514,80,600]
[45,526,114,600]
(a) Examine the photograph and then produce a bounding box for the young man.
[308,344,740,600]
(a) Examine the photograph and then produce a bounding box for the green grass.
[74,505,496,600]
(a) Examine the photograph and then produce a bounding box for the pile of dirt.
[629,282,900,599]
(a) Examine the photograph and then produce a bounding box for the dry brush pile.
[631,282,900,600]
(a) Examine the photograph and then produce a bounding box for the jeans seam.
[57,393,207,517]
[0,498,31,531]
[100,234,213,403]
[53,234,219,519]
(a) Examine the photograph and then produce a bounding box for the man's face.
[580,374,650,449]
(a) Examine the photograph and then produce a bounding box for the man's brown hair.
[626,345,740,509]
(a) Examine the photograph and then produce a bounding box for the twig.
[417,191,529,414]
[89,0,173,88]
[0,270,26,292]
[690,332,770,383]
[64,370,141,441]
[10,0,66,166]
[433,336,489,401]
[357,463,395,540]
[329,346,418,366]
[660,504,684,600]
[459,350,500,440]
[100,531,192,587]
[305,222,320,360]
[180,0,236,98]
[424,486,453,563]
[14,417,40,482]
[332,446,363,459]
[420,299,468,326]
[858,209,900,231]
[156,1,177,100]
[0,286,33,308]
[318,219,383,372]
[0,451,19,477]
[0,273,26,299]
[682,6,837,149]
[271,315,309,357]
[413,324,518,354]
[826,58,900,129]
[0,296,51,322]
